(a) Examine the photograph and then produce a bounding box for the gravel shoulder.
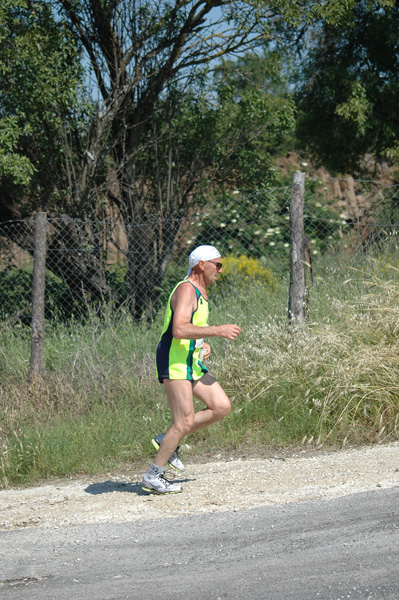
[1,443,399,531]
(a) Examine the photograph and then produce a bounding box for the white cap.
[185,245,221,278]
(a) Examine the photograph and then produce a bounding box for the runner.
[141,245,241,494]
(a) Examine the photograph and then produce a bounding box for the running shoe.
[151,433,185,472]
[141,471,182,494]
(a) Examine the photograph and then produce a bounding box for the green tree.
[124,74,295,311]
[294,1,399,174]
[212,48,297,163]
[50,0,313,317]
[0,0,84,218]
[4,0,387,319]
[0,1,120,309]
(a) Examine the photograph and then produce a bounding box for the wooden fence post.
[29,212,47,378]
[288,172,306,326]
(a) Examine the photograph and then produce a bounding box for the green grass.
[1,254,399,488]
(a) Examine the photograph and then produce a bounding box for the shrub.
[216,254,276,294]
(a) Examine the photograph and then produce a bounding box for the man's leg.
[191,372,231,432]
[153,379,195,467]
[153,373,231,466]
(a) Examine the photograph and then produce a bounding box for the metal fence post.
[29,212,47,378]
[288,172,306,326]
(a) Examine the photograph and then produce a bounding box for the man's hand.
[202,342,211,360]
[217,324,241,340]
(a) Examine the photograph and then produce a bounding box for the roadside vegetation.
[1,254,399,488]
[1,0,399,489]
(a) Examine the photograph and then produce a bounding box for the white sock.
[147,463,164,477]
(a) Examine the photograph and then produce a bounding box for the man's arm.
[171,283,241,341]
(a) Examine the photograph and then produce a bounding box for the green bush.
[0,267,32,320]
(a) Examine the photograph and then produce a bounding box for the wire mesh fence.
[1,176,399,325]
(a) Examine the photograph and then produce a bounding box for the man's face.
[202,258,223,285]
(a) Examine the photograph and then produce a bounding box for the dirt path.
[1,443,399,531]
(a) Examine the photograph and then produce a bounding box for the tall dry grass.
[213,267,399,449]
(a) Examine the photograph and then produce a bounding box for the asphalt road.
[1,487,398,600]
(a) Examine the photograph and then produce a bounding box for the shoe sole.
[141,485,182,495]
[151,438,185,472]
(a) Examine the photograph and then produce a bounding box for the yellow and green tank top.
[156,281,209,382]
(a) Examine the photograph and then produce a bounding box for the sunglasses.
[207,260,223,271]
